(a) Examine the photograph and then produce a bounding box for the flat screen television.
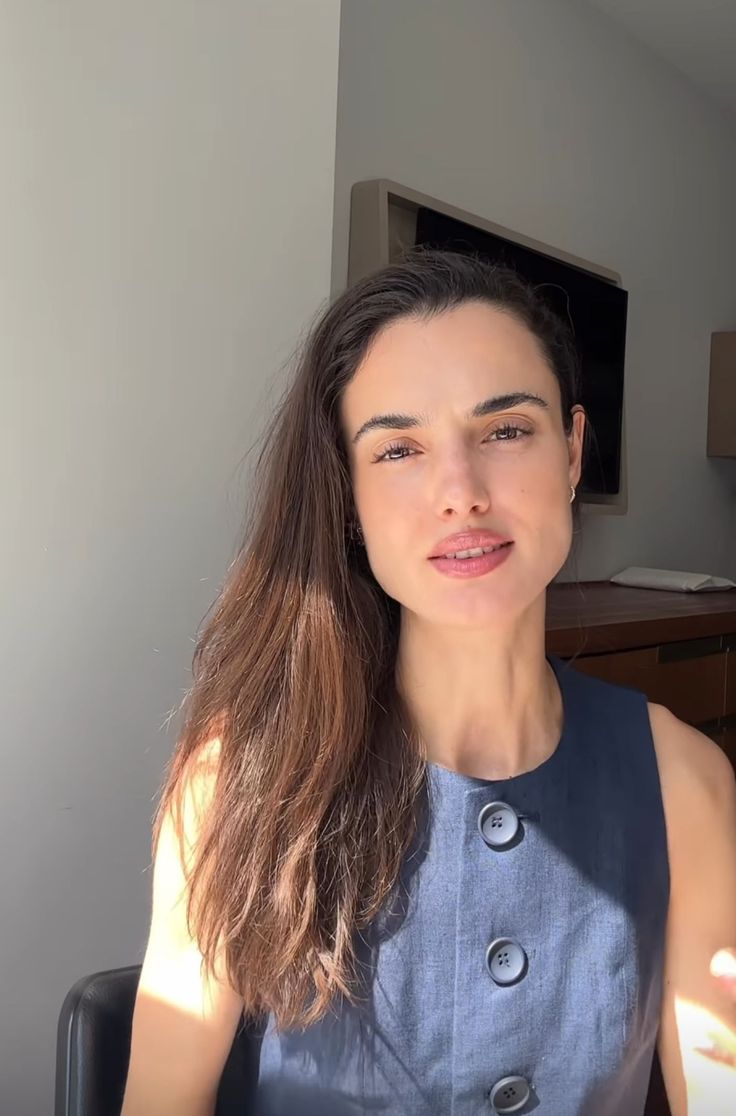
[413,205,628,497]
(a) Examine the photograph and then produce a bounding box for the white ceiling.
[585,0,736,117]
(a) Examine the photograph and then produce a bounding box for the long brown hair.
[151,246,585,1031]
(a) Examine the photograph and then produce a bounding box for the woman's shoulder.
[646,701,734,807]
[646,701,736,890]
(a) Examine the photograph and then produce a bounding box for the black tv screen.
[413,206,627,496]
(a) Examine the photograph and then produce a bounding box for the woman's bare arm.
[121,740,245,1116]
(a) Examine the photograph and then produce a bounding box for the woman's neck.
[394,598,562,781]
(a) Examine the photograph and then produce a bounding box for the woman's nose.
[430,457,492,517]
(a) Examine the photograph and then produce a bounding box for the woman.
[122,248,736,1116]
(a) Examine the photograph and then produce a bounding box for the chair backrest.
[56,964,670,1115]
[55,964,264,1116]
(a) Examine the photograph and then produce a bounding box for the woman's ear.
[568,405,587,488]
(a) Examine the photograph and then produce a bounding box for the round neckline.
[425,653,571,786]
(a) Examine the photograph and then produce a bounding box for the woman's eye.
[372,424,532,462]
[490,423,532,443]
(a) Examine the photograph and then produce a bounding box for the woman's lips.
[428,542,514,578]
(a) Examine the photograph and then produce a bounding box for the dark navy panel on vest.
[253,654,670,1115]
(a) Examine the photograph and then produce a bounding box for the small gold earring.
[570,485,576,504]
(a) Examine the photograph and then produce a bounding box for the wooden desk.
[546,580,736,766]
[545,581,736,1116]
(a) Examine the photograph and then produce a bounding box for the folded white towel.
[610,566,736,592]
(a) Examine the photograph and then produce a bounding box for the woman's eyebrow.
[351,391,549,445]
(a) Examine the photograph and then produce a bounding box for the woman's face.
[340,300,586,628]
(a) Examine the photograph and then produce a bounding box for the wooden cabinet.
[707,332,736,458]
[571,643,726,720]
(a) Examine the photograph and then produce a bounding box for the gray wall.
[332,0,736,582]
[0,2,340,1112]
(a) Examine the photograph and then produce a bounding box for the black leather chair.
[54,964,264,1116]
[56,964,671,1116]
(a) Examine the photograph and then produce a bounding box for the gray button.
[477,801,520,848]
[486,938,528,985]
[488,1075,531,1112]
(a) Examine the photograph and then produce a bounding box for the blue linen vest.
[253,653,670,1115]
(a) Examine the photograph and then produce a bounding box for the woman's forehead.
[367,302,539,361]
[342,304,556,423]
